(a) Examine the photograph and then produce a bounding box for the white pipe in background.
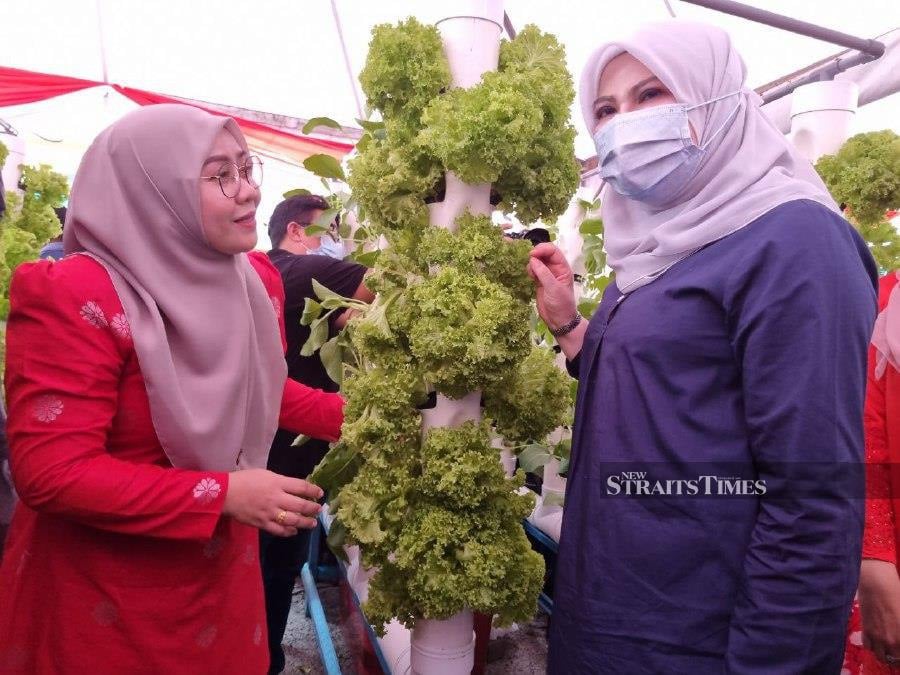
[789,80,859,163]
[0,131,26,195]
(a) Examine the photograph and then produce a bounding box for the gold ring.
[276,510,287,525]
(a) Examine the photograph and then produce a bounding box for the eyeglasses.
[202,156,263,198]
[296,220,340,241]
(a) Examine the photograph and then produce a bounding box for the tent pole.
[330,0,364,120]
[95,0,110,85]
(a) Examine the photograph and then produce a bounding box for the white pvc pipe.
[0,132,26,196]
[411,610,477,675]
[426,172,492,232]
[435,1,503,89]
[542,456,567,495]
[420,391,482,433]
[490,437,517,477]
[411,4,503,673]
[427,0,503,231]
[528,495,563,543]
[499,448,516,478]
[789,80,859,163]
[378,619,413,675]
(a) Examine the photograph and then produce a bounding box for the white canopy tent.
[1,0,898,245]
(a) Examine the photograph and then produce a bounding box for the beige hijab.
[64,104,287,471]
[579,21,839,293]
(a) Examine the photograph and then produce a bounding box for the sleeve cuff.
[566,352,581,379]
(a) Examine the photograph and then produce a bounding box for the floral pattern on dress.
[196,625,218,648]
[270,296,282,318]
[203,535,225,560]
[192,477,222,504]
[110,313,131,340]
[80,301,108,328]
[15,550,31,578]
[92,600,119,627]
[253,623,263,646]
[33,396,64,423]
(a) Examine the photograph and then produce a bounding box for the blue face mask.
[592,90,742,206]
[314,235,346,260]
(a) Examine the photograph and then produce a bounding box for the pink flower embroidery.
[253,623,263,646]
[80,301,108,328]
[110,313,131,339]
[33,396,63,423]
[193,477,221,503]
[270,295,282,317]
[196,624,218,648]
[202,535,225,559]
[92,600,119,627]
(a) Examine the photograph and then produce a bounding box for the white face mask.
[313,235,346,260]
[593,90,742,206]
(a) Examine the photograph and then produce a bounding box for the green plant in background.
[816,130,900,272]
[0,160,69,318]
[574,195,614,319]
[304,18,576,634]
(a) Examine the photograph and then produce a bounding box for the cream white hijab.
[579,20,839,293]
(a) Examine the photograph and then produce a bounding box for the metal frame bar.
[679,0,884,58]
[502,11,517,39]
[330,0,365,119]
[759,49,875,104]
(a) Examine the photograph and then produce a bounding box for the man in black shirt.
[262,194,372,674]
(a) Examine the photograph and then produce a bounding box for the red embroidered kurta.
[0,251,343,674]
[845,272,900,675]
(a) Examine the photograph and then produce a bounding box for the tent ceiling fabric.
[2,0,897,158]
[0,66,353,166]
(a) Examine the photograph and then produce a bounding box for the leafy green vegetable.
[303,154,345,182]
[350,22,577,227]
[309,16,583,634]
[0,162,70,319]
[405,268,531,398]
[484,346,572,444]
[816,130,900,226]
[358,18,451,125]
[302,117,343,134]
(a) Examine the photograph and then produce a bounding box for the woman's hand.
[222,469,323,537]
[859,558,900,665]
[528,243,577,329]
[528,243,586,360]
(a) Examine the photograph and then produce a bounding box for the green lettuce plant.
[307,17,576,634]
[0,159,69,318]
[815,130,900,271]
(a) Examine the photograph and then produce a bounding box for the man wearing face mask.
[263,194,373,674]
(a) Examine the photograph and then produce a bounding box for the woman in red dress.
[0,105,344,673]
[845,271,900,674]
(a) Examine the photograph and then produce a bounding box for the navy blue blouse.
[548,200,878,674]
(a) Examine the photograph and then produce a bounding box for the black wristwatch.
[550,313,582,338]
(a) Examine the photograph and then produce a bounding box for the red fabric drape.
[112,85,353,159]
[0,66,101,107]
[0,66,354,161]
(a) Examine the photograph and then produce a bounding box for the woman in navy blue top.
[528,20,878,674]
